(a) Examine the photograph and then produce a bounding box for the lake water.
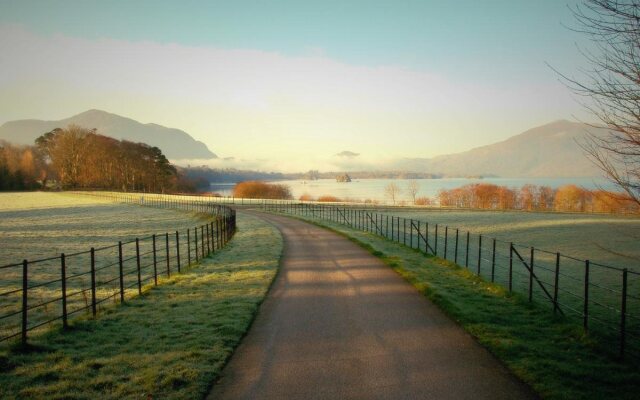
[210,177,615,202]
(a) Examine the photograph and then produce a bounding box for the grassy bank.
[0,212,282,399]
[282,213,639,400]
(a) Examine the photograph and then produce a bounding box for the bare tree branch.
[558,0,640,205]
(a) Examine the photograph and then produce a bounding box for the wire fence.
[0,192,236,346]
[263,201,640,362]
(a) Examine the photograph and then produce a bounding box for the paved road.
[207,211,537,400]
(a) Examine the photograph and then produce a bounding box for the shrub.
[415,196,432,206]
[317,195,341,202]
[299,193,314,201]
[233,181,292,199]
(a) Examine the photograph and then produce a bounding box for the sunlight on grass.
[0,212,282,399]
[0,192,211,264]
[377,208,640,269]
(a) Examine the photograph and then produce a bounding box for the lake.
[210,177,616,203]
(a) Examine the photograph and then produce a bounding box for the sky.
[0,0,593,172]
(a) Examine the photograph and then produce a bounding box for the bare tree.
[406,180,419,205]
[562,0,640,205]
[384,182,401,205]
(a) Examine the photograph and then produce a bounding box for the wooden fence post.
[201,226,205,259]
[90,247,97,316]
[553,252,560,314]
[620,268,628,358]
[176,231,181,273]
[410,219,414,248]
[21,259,28,346]
[477,235,482,275]
[403,218,406,245]
[152,234,158,285]
[584,260,590,331]
[454,229,459,264]
[444,226,449,260]
[136,239,142,295]
[118,241,124,302]
[508,242,513,292]
[210,222,215,252]
[491,239,496,282]
[165,232,170,277]
[194,227,199,262]
[465,232,470,268]
[187,229,192,266]
[61,253,68,328]
[529,247,534,302]
[206,223,211,255]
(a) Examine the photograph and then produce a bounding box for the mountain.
[0,109,216,160]
[392,120,606,178]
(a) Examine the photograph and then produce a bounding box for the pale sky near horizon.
[0,0,593,172]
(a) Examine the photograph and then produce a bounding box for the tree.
[37,125,92,188]
[554,185,590,212]
[35,125,179,192]
[384,182,401,205]
[406,180,419,204]
[564,1,640,205]
[0,141,42,190]
[519,184,536,210]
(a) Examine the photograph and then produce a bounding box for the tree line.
[1,125,194,192]
[437,183,639,214]
[0,141,44,190]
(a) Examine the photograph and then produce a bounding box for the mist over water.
[210,177,615,202]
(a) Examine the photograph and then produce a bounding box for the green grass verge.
[283,214,639,400]
[0,212,282,400]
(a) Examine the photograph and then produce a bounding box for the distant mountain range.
[391,120,605,177]
[0,109,216,160]
[0,111,605,178]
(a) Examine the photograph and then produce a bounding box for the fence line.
[0,193,236,346]
[262,202,639,362]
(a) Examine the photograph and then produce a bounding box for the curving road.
[207,211,537,400]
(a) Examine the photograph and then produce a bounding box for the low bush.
[415,196,432,205]
[317,195,341,202]
[233,181,292,199]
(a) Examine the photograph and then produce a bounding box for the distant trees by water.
[34,125,181,192]
[438,183,639,214]
[0,141,44,190]
[230,178,636,214]
[1,125,192,192]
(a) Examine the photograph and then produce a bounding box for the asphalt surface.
[207,211,537,400]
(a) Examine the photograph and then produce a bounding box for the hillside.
[392,120,605,177]
[0,110,216,160]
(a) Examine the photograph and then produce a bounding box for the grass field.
[0,212,282,399]
[0,192,211,265]
[0,192,214,343]
[284,213,640,400]
[370,207,640,269]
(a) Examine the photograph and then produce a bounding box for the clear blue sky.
[0,0,591,171]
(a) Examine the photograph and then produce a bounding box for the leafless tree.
[406,180,419,204]
[561,0,640,205]
[384,182,401,205]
